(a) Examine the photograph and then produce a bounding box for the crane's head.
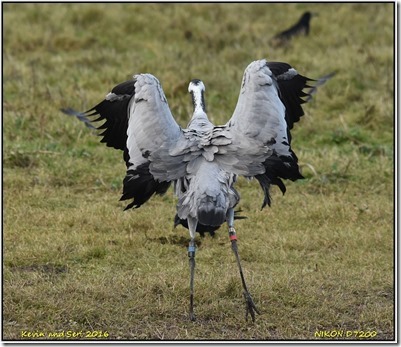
[300,11,317,24]
[188,79,205,94]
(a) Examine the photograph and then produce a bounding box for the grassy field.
[3,3,394,341]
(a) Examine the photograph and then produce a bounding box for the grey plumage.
[62,58,334,321]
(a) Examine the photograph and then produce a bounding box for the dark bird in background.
[271,11,316,47]
[61,59,334,322]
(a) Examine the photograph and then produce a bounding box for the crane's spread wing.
[225,59,333,208]
[62,74,187,210]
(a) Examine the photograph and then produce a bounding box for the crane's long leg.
[187,217,197,321]
[227,208,260,322]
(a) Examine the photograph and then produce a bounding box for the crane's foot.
[244,291,260,322]
[189,310,196,322]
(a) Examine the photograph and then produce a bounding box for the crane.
[62,59,333,322]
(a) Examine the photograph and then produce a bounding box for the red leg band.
[229,234,237,241]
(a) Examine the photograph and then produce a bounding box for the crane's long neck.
[191,81,206,114]
[188,79,212,130]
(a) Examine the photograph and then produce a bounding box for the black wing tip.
[303,70,337,102]
[61,107,97,130]
[60,107,78,115]
[307,71,337,85]
[319,71,337,80]
[120,165,171,212]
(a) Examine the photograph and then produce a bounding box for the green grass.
[3,3,394,341]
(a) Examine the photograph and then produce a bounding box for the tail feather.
[197,197,226,226]
[174,209,247,237]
